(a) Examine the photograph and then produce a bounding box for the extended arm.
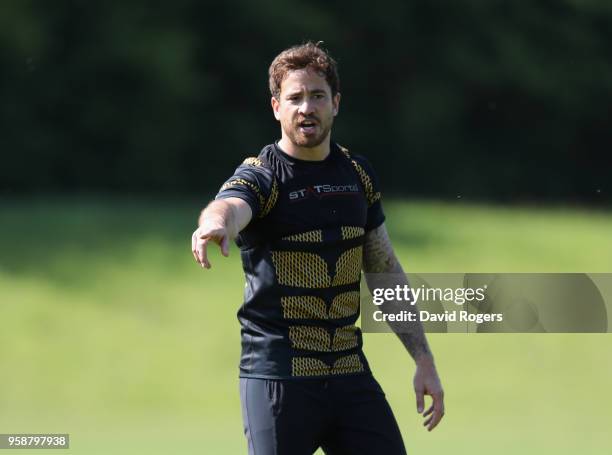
[192,198,252,269]
[363,223,445,431]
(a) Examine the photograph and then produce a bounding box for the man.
[192,42,444,455]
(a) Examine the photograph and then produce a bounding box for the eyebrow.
[286,89,327,97]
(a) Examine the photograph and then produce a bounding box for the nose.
[298,99,315,116]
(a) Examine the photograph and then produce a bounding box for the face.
[271,68,340,149]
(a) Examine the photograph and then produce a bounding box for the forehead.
[280,68,331,95]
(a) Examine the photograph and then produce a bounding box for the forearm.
[364,261,433,363]
[363,225,433,364]
[198,199,241,239]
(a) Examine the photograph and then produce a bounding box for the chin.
[299,137,319,147]
[292,132,327,148]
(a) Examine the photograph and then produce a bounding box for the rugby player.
[192,42,444,455]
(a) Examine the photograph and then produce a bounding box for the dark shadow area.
[1,1,611,204]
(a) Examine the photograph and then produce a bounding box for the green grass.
[0,196,611,454]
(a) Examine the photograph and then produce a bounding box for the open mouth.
[298,119,318,134]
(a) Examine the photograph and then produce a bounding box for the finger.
[220,235,230,257]
[427,396,445,431]
[192,232,201,264]
[199,237,211,268]
[423,404,434,417]
[427,410,443,431]
[415,388,425,414]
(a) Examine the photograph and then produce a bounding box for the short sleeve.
[215,157,276,219]
[350,154,386,232]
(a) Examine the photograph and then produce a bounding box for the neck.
[278,134,331,161]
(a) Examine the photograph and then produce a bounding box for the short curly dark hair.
[268,41,340,99]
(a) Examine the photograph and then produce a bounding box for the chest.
[270,163,367,236]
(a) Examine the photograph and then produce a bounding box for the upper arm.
[349,153,386,232]
[214,156,276,223]
[362,223,402,274]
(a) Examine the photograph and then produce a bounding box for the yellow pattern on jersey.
[280,291,360,320]
[291,354,364,377]
[271,247,362,288]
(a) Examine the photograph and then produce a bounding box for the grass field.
[1,196,611,454]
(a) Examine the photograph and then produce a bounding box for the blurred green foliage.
[1,0,611,202]
[0,197,611,453]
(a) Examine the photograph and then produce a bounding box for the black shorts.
[239,374,407,455]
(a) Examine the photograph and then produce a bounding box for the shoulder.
[245,145,278,217]
[217,146,279,218]
[256,143,288,173]
[227,146,276,187]
[335,143,381,206]
[237,145,275,175]
[336,143,377,173]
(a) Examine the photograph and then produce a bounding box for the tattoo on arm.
[362,224,400,273]
[363,224,432,361]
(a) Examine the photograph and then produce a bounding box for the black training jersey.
[215,142,385,379]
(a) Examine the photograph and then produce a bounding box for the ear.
[332,92,341,117]
[271,96,281,121]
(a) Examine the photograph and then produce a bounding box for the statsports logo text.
[289,184,359,201]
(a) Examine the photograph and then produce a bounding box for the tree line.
[1,0,610,203]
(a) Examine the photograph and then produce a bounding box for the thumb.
[220,235,230,257]
[415,388,425,414]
